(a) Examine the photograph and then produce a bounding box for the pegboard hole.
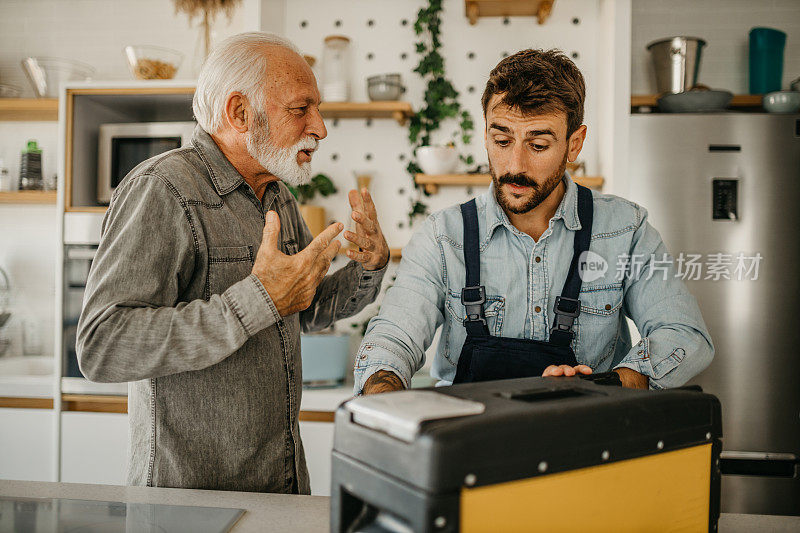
[331,153,339,161]
[365,153,373,161]
[365,118,372,127]
[300,20,308,28]
[401,19,409,26]
[572,17,580,25]
[467,52,476,60]
[571,52,580,60]
[367,19,375,27]
[467,85,475,94]
[400,52,408,60]
[334,19,342,27]
[398,154,406,161]
[366,52,374,60]
[501,51,509,58]
[503,17,510,25]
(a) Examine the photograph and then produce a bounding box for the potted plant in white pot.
[288,173,337,237]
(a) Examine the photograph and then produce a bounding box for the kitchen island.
[2,479,800,532]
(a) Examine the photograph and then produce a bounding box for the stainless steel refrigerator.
[629,113,800,516]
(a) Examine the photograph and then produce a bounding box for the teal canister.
[749,27,786,94]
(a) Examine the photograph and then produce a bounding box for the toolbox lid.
[345,390,485,442]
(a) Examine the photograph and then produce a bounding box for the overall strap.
[460,199,490,337]
[550,185,594,346]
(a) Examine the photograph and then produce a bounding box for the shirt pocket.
[575,283,624,368]
[207,245,254,297]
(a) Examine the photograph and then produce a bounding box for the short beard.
[491,150,568,214]
[245,110,318,187]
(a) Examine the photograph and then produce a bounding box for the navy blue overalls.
[453,184,594,383]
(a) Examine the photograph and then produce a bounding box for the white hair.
[192,31,301,134]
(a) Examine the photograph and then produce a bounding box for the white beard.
[245,111,318,187]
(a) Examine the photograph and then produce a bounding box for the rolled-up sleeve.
[77,173,280,383]
[353,215,447,393]
[615,205,714,389]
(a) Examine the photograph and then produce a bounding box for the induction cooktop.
[0,496,244,532]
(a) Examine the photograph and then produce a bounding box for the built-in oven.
[63,245,97,378]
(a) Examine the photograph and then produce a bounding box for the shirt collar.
[483,172,581,240]
[191,125,245,196]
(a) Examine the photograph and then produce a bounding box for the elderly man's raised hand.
[343,188,389,271]
[252,211,342,317]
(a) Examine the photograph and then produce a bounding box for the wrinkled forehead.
[485,94,568,137]
[261,46,319,102]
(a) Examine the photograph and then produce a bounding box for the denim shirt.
[354,175,713,391]
[77,126,385,493]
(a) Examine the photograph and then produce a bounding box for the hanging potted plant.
[288,173,337,237]
[406,0,475,223]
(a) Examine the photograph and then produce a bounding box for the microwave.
[97,121,196,204]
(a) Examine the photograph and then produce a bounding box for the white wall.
[631,0,800,94]
[0,0,257,359]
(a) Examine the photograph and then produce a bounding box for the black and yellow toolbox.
[330,375,722,532]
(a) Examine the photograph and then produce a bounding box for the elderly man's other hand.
[344,188,389,271]
[253,211,342,316]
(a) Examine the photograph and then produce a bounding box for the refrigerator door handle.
[720,451,799,478]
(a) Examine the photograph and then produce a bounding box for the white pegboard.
[280,0,605,335]
[283,0,603,249]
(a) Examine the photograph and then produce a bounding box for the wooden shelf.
[415,173,604,194]
[0,98,58,121]
[0,190,57,204]
[465,0,555,25]
[319,101,413,125]
[631,94,763,110]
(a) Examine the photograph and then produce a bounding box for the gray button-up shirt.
[77,126,385,493]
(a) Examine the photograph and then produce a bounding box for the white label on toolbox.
[346,390,485,442]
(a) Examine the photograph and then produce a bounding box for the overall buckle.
[550,296,581,337]
[461,286,487,326]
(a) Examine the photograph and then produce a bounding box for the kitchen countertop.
[2,480,799,532]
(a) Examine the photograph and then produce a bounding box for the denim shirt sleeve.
[77,173,280,382]
[615,205,715,389]
[353,215,447,393]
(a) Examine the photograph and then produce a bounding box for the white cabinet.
[0,408,54,481]
[299,421,335,496]
[60,412,128,485]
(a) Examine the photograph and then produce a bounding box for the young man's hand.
[613,367,649,389]
[362,370,405,394]
[542,364,593,377]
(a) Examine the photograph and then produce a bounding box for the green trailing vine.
[406,0,475,224]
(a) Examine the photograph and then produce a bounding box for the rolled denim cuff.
[353,341,414,394]
[222,273,281,336]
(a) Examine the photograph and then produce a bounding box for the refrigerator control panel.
[713,179,739,221]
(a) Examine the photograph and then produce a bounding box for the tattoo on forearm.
[363,370,405,394]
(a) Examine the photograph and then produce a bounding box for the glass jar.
[322,35,351,102]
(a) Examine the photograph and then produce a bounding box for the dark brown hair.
[481,49,585,137]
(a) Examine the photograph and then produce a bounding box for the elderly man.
[77,32,389,493]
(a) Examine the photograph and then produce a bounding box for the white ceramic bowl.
[763,91,800,113]
[416,145,458,175]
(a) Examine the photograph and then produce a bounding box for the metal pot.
[367,74,404,101]
[647,37,706,94]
